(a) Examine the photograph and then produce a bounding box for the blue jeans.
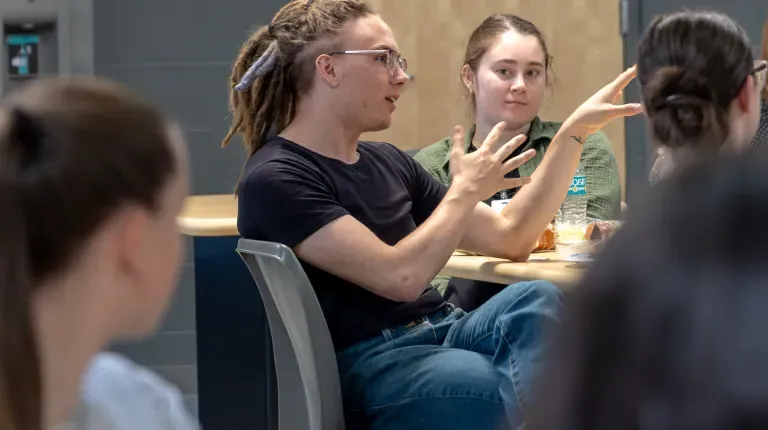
[336,281,563,430]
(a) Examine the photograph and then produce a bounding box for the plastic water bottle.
[560,162,587,226]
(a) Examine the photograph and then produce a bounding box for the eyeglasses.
[752,60,767,90]
[327,49,408,76]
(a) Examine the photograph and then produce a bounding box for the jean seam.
[497,319,525,412]
[346,393,505,412]
[467,332,493,352]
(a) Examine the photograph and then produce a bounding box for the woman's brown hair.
[0,78,178,430]
[221,0,374,158]
[638,11,754,157]
[462,14,553,113]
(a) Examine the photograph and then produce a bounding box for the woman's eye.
[498,68,511,76]
[526,70,541,77]
[375,55,388,63]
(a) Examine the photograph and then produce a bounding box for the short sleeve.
[73,352,200,430]
[389,145,448,225]
[238,160,350,247]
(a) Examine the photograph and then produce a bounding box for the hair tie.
[306,0,314,9]
[234,41,279,92]
[665,94,683,103]
[7,107,45,170]
[267,23,275,34]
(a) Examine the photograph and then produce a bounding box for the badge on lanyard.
[491,190,510,212]
[491,198,511,212]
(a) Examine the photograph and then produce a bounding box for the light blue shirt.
[55,352,200,430]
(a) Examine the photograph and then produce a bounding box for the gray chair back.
[236,239,345,430]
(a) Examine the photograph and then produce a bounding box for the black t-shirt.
[237,137,448,350]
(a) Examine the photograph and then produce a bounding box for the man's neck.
[473,120,532,152]
[280,104,362,164]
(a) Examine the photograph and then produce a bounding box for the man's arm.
[245,126,531,303]
[295,188,477,302]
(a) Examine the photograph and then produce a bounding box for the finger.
[501,149,537,175]
[479,121,507,151]
[606,102,644,117]
[612,89,624,104]
[500,176,532,190]
[606,65,638,93]
[450,125,465,157]
[493,134,527,163]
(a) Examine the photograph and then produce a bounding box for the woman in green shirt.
[415,14,623,299]
[415,14,622,219]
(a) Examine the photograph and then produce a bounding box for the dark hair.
[762,16,768,100]
[462,14,553,112]
[638,11,754,157]
[530,153,768,430]
[0,78,178,430]
[221,0,374,157]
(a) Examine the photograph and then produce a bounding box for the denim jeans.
[336,281,563,430]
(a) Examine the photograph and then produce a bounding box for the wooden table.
[179,194,587,286]
[179,194,239,236]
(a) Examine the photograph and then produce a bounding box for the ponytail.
[221,25,295,156]
[0,108,42,430]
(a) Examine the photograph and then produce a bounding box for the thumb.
[607,103,643,117]
[450,125,466,159]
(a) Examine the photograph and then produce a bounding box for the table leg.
[193,236,277,430]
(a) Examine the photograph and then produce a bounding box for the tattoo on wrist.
[570,135,585,145]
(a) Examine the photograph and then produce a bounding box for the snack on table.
[585,220,622,240]
[533,224,556,251]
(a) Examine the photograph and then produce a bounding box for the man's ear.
[316,54,340,88]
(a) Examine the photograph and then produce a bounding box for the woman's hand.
[565,66,643,136]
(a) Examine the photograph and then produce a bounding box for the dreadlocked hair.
[221,0,374,161]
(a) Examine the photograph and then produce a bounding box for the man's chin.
[366,118,392,133]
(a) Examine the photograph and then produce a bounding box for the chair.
[236,239,345,430]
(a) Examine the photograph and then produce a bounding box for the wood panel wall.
[363,0,627,192]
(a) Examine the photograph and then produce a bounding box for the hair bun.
[645,66,719,113]
[643,66,728,152]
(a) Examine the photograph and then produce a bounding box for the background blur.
[0,0,763,420]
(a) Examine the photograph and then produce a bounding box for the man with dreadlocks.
[222,1,642,428]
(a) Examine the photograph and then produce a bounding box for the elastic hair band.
[234,41,279,92]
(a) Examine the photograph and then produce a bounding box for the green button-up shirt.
[413,116,622,293]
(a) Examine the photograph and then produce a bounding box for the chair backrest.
[236,239,345,430]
